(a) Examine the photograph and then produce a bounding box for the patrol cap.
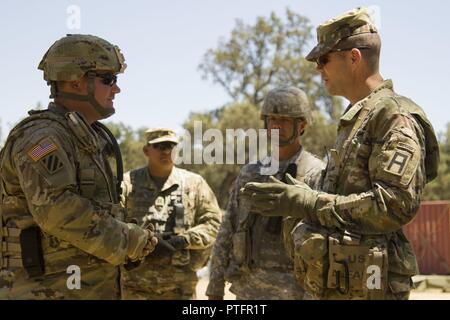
[306,7,378,61]
[145,128,179,145]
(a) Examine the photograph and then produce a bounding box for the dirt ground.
[195,276,450,300]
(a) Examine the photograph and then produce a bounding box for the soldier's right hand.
[126,223,158,261]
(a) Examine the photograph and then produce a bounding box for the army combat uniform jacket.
[0,103,131,299]
[120,166,222,299]
[292,80,439,300]
[207,149,324,299]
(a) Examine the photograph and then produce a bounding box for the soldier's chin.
[100,107,116,119]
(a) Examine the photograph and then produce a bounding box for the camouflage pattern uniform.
[206,87,325,300]
[120,130,222,300]
[242,8,440,300]
[0,35,154,299]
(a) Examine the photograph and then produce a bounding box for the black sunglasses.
[316,47,370,68]
[151,142,177,151]
[96,73,118,86]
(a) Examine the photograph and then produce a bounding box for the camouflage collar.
[48,102,71,116]
[340,80,394,123]
[160,167,181,192]
[260,146,304,175]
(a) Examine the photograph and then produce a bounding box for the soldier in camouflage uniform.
[241,8,440,300]
[206,87,325,300]
[120,128,222,300]
[0,34,158,299]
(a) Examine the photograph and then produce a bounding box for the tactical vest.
[0,107,122,276]
[126,168,209,271]
[227,150,323,279]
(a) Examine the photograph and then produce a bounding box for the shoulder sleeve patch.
[376,128,421,188]
[28,139,58,162]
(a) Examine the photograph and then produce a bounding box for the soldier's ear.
[143,145,150,155]
[350,48,362,66]
[298,120,307,136]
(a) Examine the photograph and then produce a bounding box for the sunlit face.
[143,142,177,171]
[92,72,121,110]
[266,115,305,145]
[267,115,295,141]
[315,51,351,96]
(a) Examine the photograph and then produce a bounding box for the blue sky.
[1,0,449,140]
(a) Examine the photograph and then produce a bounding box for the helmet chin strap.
[52,73,115,119]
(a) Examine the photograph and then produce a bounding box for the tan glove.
[127,223,158,262]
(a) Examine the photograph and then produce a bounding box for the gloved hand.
[167,235,189,251]
[126,223,158,262]
[151,233,189,258]
[240,174,319,218]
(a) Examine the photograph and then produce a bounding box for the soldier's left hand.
[240,175,319,218]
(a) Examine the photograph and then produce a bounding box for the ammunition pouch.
[292,222,389,300]
[20,226,45,278]
[292,222,329,297]
[327,233,388,299]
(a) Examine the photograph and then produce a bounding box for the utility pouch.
[293,222,329,298]
[327,232,388,299]
[20,226,45,278]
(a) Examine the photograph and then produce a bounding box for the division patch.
[41,154,64,174]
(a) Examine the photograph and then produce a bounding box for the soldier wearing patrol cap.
[206,87,325,300]
[241,7,440,300]
[0,34,158,299]
[120,128,222,300]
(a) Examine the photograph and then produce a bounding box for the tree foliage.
[423,124,450,201]
[105,122,147,172]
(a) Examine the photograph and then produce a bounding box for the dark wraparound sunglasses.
[96,73,118,86]
[316,47,370,68]
[151,142,177,151]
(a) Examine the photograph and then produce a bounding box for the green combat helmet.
[261,86,312,145]
[38,34,127,118]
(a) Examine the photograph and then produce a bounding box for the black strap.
[95,122,123,202]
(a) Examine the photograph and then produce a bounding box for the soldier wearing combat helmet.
[241,7,439,300]
[207,86,324,300]
[0,34,158,299]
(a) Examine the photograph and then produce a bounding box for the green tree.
[199,8,342,121]
[105,122,147,172]
[423,123,450,201]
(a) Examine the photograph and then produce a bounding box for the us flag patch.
[28,140,58,162]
